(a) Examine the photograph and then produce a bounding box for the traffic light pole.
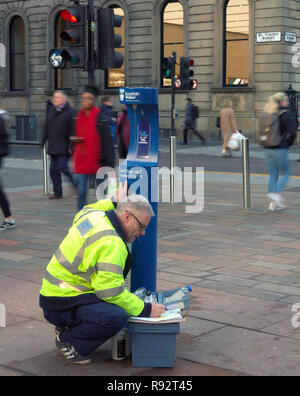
[88,0,95,85]
[170,51,176,137]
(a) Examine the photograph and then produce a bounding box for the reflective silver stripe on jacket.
[54,229,120,282]
[44,270,93,293]
[74,209,105,224]
[95,285,125,299]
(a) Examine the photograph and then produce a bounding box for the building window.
[224,0,249,86]
[9,16,25,91]
[161,1,183,88]
[106,6,125,88]
[54,12,72,90]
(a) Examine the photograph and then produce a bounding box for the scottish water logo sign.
[137,118,151,159]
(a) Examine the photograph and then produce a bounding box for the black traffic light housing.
[162,57,175,79]
[180,57,194,90]
[97,8,124,69]
[49,5,87,69]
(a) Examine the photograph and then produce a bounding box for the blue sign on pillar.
[119,88,159,293]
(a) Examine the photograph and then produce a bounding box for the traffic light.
[162,57,174,79]
[97,8,124,69]
[180,57,194,90]
[49,5,87,69]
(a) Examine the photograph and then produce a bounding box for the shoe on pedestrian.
[268,201,277,211]
[55,334,92,365]
[0,220,16,231]
[267,193,287,211]
[48,195,63,200]
[297,158,300,162]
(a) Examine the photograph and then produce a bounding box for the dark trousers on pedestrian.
[183,128,205,144]
[43,301,128,357]
[50,155,76,198]
[0,159,11,218]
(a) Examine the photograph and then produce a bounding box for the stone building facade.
[0,0,299,141]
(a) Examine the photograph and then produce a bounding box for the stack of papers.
[129,309,182,324]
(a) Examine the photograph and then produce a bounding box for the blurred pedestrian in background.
[116,106,130,159]
[73,85,115,211]
[181,98,205,145]
[219,99,238,158]
[261,92,297,211]
[42,91,77,200]
[0,112,15,231]
[99,96,117,126]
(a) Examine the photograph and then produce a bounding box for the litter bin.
[16,115,37,141]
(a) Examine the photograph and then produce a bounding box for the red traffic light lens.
[60,9,78,23]
[189,59,194,67]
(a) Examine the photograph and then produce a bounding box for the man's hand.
[150,303,166,318]
[114,181,128,203]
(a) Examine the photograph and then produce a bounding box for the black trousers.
[0,158,11,218]
[50,154,76,197]
[183,128,205,144]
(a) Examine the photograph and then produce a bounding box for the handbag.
[216,116,221,128]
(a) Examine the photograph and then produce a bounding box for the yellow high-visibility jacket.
[40,199,145,317]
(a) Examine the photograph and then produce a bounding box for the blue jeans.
[77,174,94,211]
[77,174,108,211]
[43,301,128,356]
[265,148,291,194]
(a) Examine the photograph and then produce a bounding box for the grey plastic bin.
[129,322,180,367]
[16,115,37,141]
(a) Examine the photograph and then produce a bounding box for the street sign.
[192,79,198,90]
[174,78,181,89]
[285,32,297,43]
[256,32,281,43]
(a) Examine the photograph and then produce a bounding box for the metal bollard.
[170,136,176,203]
[242,138,251,209]
[42,145,50,196]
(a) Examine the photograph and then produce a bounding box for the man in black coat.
[42,91,77,199]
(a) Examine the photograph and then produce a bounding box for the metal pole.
[42,145,50,196]
[88,0,95,85]
[242,138,250,209]
[170,136,176,203]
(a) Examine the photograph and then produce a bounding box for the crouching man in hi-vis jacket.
[39,182,165,365]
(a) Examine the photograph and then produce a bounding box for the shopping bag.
[228,130,245,150]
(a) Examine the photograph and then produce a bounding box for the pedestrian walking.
[181,98,205,145]
[39,183,165,365]
[41,91,77,200]
[116,106,130,159]
[260,92,297,211]
[73,85,115,211]
[219,99,238,157]
[99,96,117,126]
[0,113,15,231]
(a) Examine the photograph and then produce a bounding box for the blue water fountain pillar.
[119,87,159,292]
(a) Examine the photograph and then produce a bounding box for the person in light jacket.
[219,99,238,157]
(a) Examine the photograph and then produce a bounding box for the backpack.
[258,111,287,147]
[191,104,199,119]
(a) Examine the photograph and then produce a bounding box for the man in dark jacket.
[181,98,205,145]
[42,91,77,199]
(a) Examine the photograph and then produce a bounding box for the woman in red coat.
[73,86,115,210]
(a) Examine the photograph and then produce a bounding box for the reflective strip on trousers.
[44,270,93,293]
[95,285,125,299]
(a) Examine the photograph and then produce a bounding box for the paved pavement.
[0,140,300,377]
